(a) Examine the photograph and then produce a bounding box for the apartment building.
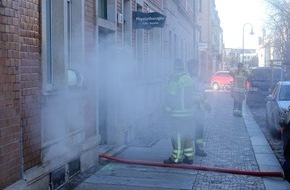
[197,0,222,81]
[1,0,202,189]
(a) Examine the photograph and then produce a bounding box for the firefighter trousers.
[169,116,195,163]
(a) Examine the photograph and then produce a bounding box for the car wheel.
[271,114,281,139]
[270,128,281,139]
[212,83,219,91]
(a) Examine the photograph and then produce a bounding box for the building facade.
[196,0,222,81]
[1,0,221,189]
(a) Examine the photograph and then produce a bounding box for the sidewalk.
[75,92,290,190]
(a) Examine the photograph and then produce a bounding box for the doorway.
[98,27,115,144]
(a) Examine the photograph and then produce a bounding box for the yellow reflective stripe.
[169,108,199,117]
[196,139,204,145]
[184,147,195,157]
[184,152,194,157]
[171,134,182,162]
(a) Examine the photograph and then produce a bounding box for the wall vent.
[68,158,81,178]
[50,166,66,190]
[49,157,81,189]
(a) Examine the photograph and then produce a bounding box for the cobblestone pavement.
[191,92,265,189]
[249,105,285,165]
[63,91,288,190]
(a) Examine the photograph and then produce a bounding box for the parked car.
[246,66,286,107]
[210,71,233,91]
[265,81,290,137]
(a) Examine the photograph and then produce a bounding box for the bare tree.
[263,0,290,61]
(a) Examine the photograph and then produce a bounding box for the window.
[136,4,144,78]
[169,31,172,62]
[42,0,53,89]
[41,0,85,145]
[98,0,107,19]
[279,85,290,101]
[174,34,177,58]
[198,0,202,12]
[67,0,72,68]
[42,0,83,91]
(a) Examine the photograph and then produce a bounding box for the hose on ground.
[99,153,284,178]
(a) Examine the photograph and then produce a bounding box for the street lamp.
[242,23,254,64]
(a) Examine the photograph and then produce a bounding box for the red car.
[210,71,233,91]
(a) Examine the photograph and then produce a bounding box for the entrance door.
[98,27,115,144]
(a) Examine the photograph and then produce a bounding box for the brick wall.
[0,0,41,188]
[0,1,22,188]
[85,0,95,50]
[19,0,41,171]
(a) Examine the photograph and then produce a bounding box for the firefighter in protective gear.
[163,58,203,164]
[187,59,211,157]
[229,63,249,117]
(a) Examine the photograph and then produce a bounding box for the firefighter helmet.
[173,58,184,71]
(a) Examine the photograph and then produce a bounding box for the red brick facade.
[0,0,170,189]
[20,0,41,171]
[0,0,41,188]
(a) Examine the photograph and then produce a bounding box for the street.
[63,90,290,190]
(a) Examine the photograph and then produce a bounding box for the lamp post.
[242,23,254,64]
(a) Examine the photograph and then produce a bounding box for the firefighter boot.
[283,161,290,183]
[233,109,239,117]
[196,147,207,157]
[182,157,193,164]
[163,157,181,164]
[195,140,207,157]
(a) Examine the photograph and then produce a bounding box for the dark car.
[246,66,286,107]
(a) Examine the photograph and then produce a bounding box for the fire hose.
[99,153,284,178]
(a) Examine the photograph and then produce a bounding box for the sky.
[215,0,267,49]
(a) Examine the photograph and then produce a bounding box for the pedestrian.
[163,58,202,164]
[187,59,211,157]
[229,62,249,117]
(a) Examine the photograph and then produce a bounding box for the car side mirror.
[265,95,274,102]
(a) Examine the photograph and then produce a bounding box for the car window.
[279,85,290,101]
[272,84,279,98]
[216,72,229,77]
[250,68,285,82]
[251,69,269,80]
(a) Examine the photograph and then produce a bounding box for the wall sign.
[133,11,166,30]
